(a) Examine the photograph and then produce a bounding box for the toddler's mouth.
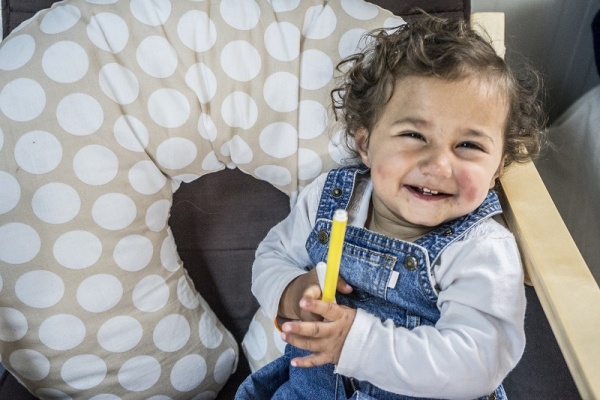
[408,185,449,197]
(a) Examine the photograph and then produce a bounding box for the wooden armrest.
[472,13,600,399]
[501,162,600,399]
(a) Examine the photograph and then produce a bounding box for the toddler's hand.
[278,268,352,322]
[280,296,357,368]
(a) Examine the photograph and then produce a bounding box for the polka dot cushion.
[242,306,286,374]
[0,0,403,397]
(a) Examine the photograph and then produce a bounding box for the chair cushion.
[0,0,403,397]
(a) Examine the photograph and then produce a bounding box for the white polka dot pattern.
[53,230,103,270]
[242,307,287,373]
[0,78,46,122]
[0,0,403,397]
[0,172,21,214]
[39,314,86,351]
[42,41,89,83]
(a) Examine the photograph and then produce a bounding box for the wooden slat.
[470,12,505,58]
[500,162,600,400]
[473,13,600,399]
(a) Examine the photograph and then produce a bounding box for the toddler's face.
[356,75,507,230]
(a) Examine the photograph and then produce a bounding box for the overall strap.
[416,191,503,265]
[315,164,369,220]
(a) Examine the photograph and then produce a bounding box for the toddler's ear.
[489,155,507,189]
[355,129,370,166]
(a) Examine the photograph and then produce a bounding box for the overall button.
[317,230,329,244]
[404,256,418,270]
[443,228,453,236]
[383,254,396,267]
[331,187,343,197]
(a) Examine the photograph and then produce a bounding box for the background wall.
[473,0,600,123]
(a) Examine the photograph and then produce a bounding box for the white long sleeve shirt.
[252,172,526,399]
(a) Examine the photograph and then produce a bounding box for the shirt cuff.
[335,307,371,375]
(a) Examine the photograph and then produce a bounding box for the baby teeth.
[422,187,438,195]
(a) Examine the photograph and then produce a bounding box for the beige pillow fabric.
[242,307,286,374]
[0,0,402,397]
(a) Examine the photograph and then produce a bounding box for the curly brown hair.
[331,13,547,168]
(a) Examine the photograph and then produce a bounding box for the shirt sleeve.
[251,173,327,319]
[335,222,526,399]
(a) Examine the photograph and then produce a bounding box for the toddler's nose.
[421,148,452,178]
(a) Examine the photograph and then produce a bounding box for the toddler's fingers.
[281,319,325,340]
[299,297,340,322]
[337,277,353,294]
[303,283,322,301]
[290,352,332,368]
[280,328,332,363]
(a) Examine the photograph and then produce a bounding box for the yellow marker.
[322,209,348,303]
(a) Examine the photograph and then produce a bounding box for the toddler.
[237,12,546,400]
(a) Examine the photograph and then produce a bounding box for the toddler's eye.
[400,131,425,141]
[457,141,483,151]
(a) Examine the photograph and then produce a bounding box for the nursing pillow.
[0,0,403,397]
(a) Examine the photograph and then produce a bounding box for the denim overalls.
[236,165,507,400]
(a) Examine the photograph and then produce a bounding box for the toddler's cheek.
[455,172,482,203]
